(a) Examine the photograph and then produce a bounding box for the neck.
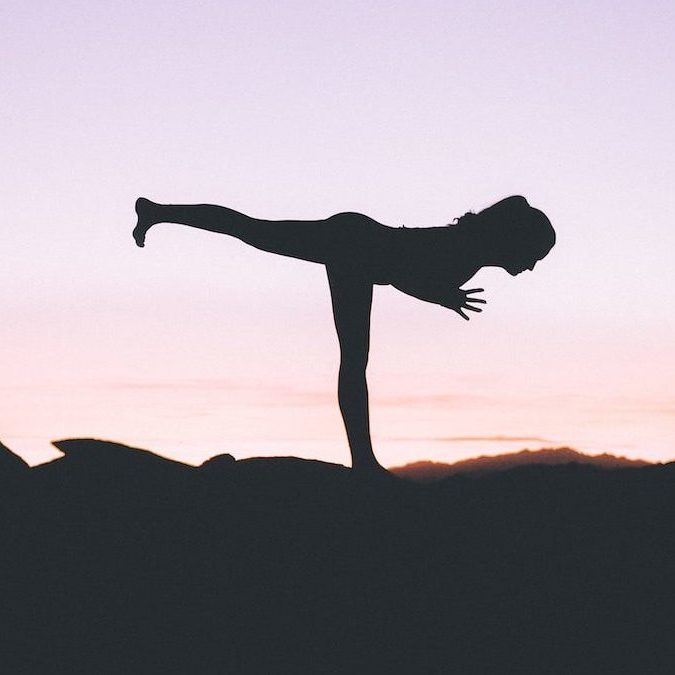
[456,226,501,269]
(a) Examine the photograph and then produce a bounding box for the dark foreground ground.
[2,439,674,674]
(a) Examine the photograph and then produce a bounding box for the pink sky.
[2,1,675,467]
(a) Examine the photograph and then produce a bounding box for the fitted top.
[374,224,477,287]
[325,212,479,287]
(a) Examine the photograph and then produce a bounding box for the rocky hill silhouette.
[391,446,651,481]
[2,438,673,673]
[0,440,29,476]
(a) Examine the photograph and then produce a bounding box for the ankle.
[136,197,161,225]
[351,454,383,471]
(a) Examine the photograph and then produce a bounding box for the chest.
[380,227,476,286]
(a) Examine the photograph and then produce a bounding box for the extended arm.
[391,278,486,321]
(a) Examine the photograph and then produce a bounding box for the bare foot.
[352,461,391,477]
[133,197,158,247]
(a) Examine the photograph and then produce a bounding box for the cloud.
[374,394,491,408]
[20,378,494,414]
[92,377,253,391]
[389,435,555,443]
[269,391,493,409]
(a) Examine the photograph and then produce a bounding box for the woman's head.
[453,196,556,275]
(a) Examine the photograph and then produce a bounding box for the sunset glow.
[3,0,674,467]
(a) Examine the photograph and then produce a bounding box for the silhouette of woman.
[133,195,555,472]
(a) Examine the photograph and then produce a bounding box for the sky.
[2,0,674,467]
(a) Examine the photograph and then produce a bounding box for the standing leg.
[327,265,383,471]
[133,197,334,264]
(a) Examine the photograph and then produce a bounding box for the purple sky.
[2,1,675,466]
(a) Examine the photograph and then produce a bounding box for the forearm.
[392,279,485,320]
[391,280,447,306]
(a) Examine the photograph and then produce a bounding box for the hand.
[442,287,486,321]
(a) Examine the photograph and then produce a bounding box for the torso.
[372,224,480,287]
[326,213,480,287]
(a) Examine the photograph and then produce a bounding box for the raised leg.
[134,197,334,264]
[134,198,386,471]
[327,266,384,472]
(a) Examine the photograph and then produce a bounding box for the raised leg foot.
[133,197,159,247]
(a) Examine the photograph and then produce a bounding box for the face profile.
[503,238,553,276]
[505,259,538,276]
[463,197,555,277]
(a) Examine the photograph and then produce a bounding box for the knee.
[339,359,368,381]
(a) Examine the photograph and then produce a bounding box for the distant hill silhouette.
[390,446,651,481]
[1,438,673,673]
[0,441,29,505]
[0,440,29,475]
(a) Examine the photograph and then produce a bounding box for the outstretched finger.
[464,305,482,312]
[466,298,487,304]
[464,288,484,294]
[456,308,469,321]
